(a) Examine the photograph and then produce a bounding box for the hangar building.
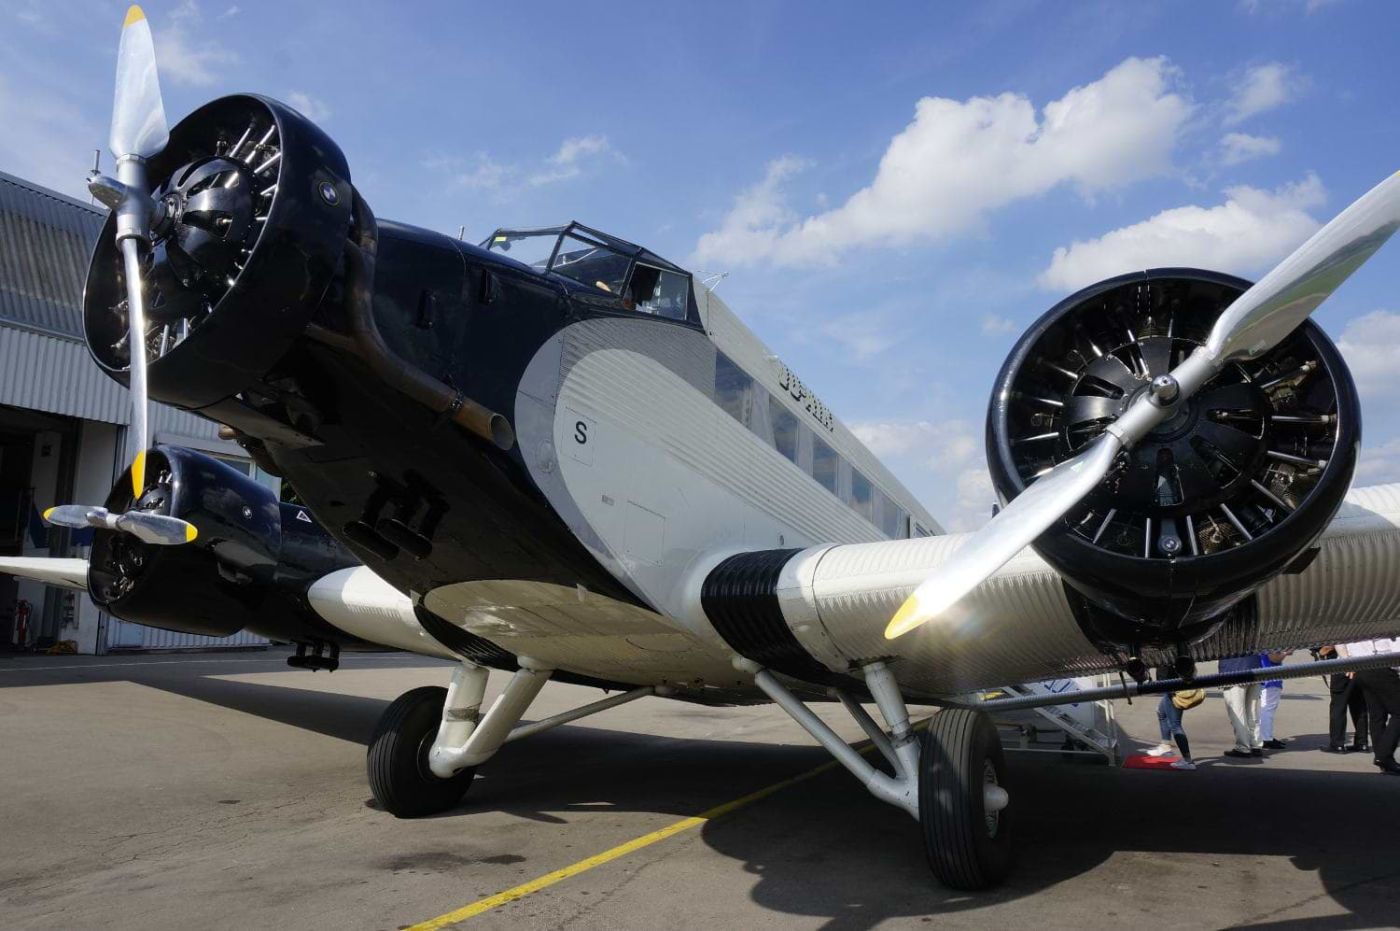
[0,169,274,654]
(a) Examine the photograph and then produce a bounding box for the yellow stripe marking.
[405,756,850,929]
[405,720,932,930]
[124,4,145,26]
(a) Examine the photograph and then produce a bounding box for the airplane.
[6,6,1400,891]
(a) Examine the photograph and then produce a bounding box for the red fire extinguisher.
[13,599,30,647]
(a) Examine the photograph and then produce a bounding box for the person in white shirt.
[1338,638,1400,775]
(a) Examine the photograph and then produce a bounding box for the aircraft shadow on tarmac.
[13,661,1398,930]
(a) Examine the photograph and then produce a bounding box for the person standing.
[1148,689,1204,770]
[1339,638,1400,776]
[1319,645,1369,753]
[1220,653,1264,758]
[1258,649,1292,750]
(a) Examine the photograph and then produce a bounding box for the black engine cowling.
[83,95,353,412]
[988,269,1360,653]
[89,445,363,645]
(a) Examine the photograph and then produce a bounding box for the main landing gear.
[739,658,1013,890]
[367,657,657,818]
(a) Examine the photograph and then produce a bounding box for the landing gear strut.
[741,657,1014,890]
[367,656,658,819]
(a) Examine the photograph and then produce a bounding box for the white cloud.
[1240,0,1340,13]
[1225,62,1298,126]
[1354,436,1400,486]
[428,135,620,195]
[1220,131,1281,166]
[527,134,615,186]
[692,57,1193,268]
[819,312,896,362]
[0,73,98,198]
[154,1,238,87]
[851,419,978,468]
[286,91,330,124]
[1038,174,1325,292]
[954,467,997,531]
[981,314,1018,335]
[1336,310,1400,398]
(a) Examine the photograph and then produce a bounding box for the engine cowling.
[987,269,1360,653]
[89,445,364,646]
[83,95,353,412]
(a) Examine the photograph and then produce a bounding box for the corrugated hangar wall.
[0,169,269,653]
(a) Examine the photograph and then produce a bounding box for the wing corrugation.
[769,483,1400,695]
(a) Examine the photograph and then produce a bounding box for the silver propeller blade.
[110,5,169,159]
[53,6,191,548]
[886,435,1121,638]
[887,169,1400,640]
[43,505,196,546]
[119,236,152,499]
[98,4,171,499]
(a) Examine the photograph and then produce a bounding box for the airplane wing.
[698,482,1400,698]
[0,557,90,592]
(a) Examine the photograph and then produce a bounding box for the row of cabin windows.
[714,352,931,539]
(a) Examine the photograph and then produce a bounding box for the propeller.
[43,505,196,546]
[887,169,1400,640]
[43,6,197,548]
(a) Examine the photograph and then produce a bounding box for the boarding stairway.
[970,676,1120,763]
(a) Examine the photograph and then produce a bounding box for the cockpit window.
[486,232,556,271]
[551,234,630,295]
[485,223,695,323]
[629,264,689,320]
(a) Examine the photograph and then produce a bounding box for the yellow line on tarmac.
[404,755,848,929]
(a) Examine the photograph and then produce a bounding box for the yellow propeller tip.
[884,597,923,640]
[184,524,198,543]
[131,450,146,499]
[124,5,146,26]
[42,507,56,520]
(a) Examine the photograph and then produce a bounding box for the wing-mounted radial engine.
[83,94,354,412]
[987,269,1359,653]
[89,444,364,652]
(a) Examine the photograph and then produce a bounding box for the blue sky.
[4,0,1400,529]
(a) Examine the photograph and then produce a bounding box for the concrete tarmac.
[0,649,1396,930]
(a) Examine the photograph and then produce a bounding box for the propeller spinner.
[887,169,1400,640]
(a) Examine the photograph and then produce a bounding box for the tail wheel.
[919,708,1013,889]
[367,685,476,818]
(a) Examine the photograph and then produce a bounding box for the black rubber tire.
[919,708,1014,890]
[367,686,476,818]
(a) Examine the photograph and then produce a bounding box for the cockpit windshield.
[485,222,694,322]
[550,233,631,295]
[486,232,556,272]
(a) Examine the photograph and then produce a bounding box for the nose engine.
[83,95,353,412]
[987,269,1359,652]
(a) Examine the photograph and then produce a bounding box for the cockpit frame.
[484,221,700,325]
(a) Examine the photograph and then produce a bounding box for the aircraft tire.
[918,708,1013,889]
[368,685,476,818]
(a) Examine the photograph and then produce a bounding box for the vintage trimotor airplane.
[7,6,1400,891]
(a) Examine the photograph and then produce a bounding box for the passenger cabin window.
[551,234,631,295]
[770,397,800,464]
[629,264,689,320]
[849,468,874,521]
[715,352,755,427]
[812,436,839,494]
